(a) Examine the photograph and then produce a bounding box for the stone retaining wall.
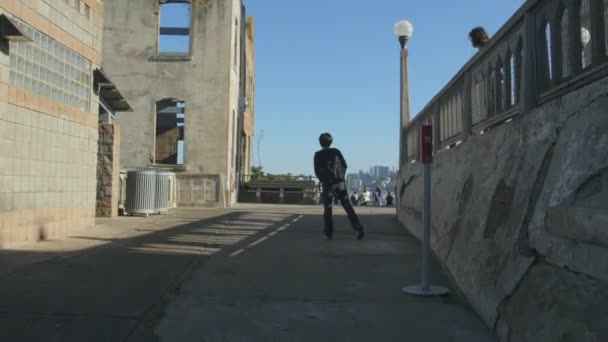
[397,77,608,341]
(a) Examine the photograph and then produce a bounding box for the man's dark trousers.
[323,182,363,238]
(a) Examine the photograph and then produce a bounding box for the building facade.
[0,0,106,246]
[238,16,254,183]
[102,0,251,207]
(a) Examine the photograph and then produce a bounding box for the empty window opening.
[497,60,505,112]
[580,0,592,68]
[545,21,553,81]
[159,1,191,55]
[509,54,516,106]
[156,99,185,165]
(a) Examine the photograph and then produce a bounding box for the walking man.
[314,133,365,240]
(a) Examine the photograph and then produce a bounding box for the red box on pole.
[420,125,433,164]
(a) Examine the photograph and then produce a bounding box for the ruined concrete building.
[102,0,255,207]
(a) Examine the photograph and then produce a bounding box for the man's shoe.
[325,233,333,240]
[357,230,365,240]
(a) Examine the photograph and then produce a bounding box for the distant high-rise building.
[347,173,361,190]
[371,166,390,180]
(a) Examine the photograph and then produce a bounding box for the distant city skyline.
[346,165,397,192]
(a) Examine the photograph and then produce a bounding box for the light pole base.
[402,285,449,296]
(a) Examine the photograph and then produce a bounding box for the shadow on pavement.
[0,209,305,342]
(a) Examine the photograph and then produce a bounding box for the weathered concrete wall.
[0,0,104,246]
[96,123,120,217]
[242,16,255,179]
[102,0,244,207]
[398,77,608,341]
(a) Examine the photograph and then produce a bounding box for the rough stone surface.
[397,76,608,339]
[96,124,120,218]
[498,264,608,342]
[528,80,608,282]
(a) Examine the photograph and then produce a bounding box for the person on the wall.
[385,192,395,207]
[469,26,490,49]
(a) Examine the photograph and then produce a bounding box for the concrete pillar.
[462,72,473,139]
[279,188,285,204]
[590,0,606,65]
[256,188,261,203]
[521,12,539,112]
[414,122,421,162]
[569,3,584,76]
[432,102,441,153]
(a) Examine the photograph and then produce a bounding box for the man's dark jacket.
[314,148,347,186]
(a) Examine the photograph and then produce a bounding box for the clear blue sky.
[164,1,523,175]
[246,0,523,176]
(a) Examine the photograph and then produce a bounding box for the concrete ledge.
[148,55,192,62]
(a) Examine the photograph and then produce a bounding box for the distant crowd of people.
[349,187,394,207]
[319,186,395,208]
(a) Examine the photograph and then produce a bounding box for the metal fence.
[404,0,608,163]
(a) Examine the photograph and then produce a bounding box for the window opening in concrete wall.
[156,99,185,165]
[487,65,496,117]
[496,59,505,112]
[514,38,523,104]
[580,0,592,68]
[159,1,191,55]
[545,21,554,81]
[509,54,516,107]
[82,2,91,19]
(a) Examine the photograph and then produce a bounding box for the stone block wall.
[397,77,608,341]
[0,0,104,247]
[96,123,120,217]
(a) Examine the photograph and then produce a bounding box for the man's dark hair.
[469,26,490,48]
[319,133,333,148]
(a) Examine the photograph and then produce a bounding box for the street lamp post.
[394,20,449,297]
[394,20,413,167]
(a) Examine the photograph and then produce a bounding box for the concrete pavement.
[0,204,494,341]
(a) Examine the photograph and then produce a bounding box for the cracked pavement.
[0,205,494,342]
